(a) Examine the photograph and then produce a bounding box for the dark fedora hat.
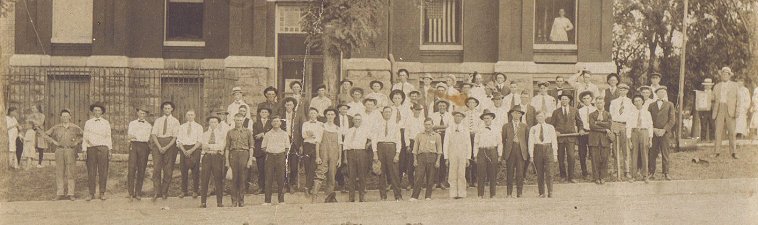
[509,105,525,117]
[480,109,496,120]
[89,102,106,113]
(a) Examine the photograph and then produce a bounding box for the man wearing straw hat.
[712,67,740,159]
[127,105,153,201]
[550,92,581,183]
[443,111,472,199]
[227,87,251,124]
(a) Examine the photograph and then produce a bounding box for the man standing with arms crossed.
[712,67,740,159]
[151,102,181,201]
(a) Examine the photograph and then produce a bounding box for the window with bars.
[278,6,306,34]
[166,0,204,41]
[422,0,461,45]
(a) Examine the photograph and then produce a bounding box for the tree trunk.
[322,39,340,102]
[750,2,758,86]
[0,43,9,171]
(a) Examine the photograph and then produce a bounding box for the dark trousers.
[476,148,499,197]
[265,152,286,203]
[303,142,318,190]
[127,141,149,197]
[179,145,201,194]
[534,144,553,196]
[437,132,448,186]
[466,134,477,186]
[152,138,178,197]
[15,138,23,164]
[200,153,224,204]
[557,141,576,180]
[578,135,590,177]
[86,146,109,195]
[630,129,649,178]
[37,147,45,165]
[346,149,368,201]
[412,153,438,199]
[505,146,525,197]
[288,147,300,189]
[650,134,670,175]
[229,150,249,204]
[699,111,713,141]
[377,143,402,200]
[590,145,610,181]
[255,155,266,191]
[398,140,415,187]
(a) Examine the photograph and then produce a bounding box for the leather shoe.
[568,179,576,183]
[664,174,672,181]
[68,196,76,201]
[192,192,198,199]
[217,203,224,207]
[178,193,186,199]
[85,195,94,201]
[711,153,720,158]
[732,153,739,159]
[200,203,207,208]
[99,193,107,201]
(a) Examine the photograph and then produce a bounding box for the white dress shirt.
[127,119,153,142]
[643,99,655,111]
[610,97,634,123]
[443,121,472,160]
[429,112,453,128]
[176,121,203,146]
[392,82,416,97]
[359,110,382,131]
[347,101,365,117]
[488,104,510,128]
[502,93,521,108]
[389,104,411,129]
[373,119,401,153]
[405,115,426,143]
[302,120,324,144]
[528,123,559,158]
[473,124,503,157]
[201,127,227,154]
[84,117,113,149]
[310,96,332,116]
[151,114,181,137]
[343,126,373,150]
[578,105,598,131]
[625,107,654,140]
[227,100,251,124]
[366,92,389,108]
[531,94,557,115]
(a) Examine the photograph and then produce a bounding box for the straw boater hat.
[337,104,350,110]
[480,109,496,120]
[461,82,474,88]
[655,86,668,93]
[637,85,652,92]
[578,91,594,100]
[211,107,230,115]
[650,73,662,79]
[720,67,734,76]
[537,81,549,88]
[702,78,715,86]
[435,82,448,89]
[232,87,243,94]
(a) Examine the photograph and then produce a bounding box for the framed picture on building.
[534,0,577,46]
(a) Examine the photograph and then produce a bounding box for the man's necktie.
[514,123,519,142]
[396,108,402,123]
[209,130,216,144]
[139,120,145,123]
[619,100,625,115]
[162,117,168,136]
[637,110,642,128]
[539,125,545,142]
[511,95,516,108]
[563,107,567,117]
[439,116,445,126]
[385,121,389,136]
[95,118,100,122]
[541,96,547,113]
[187,123,192,135]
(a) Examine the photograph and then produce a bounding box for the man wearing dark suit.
[282,97,304,193]
[258,86,282,117]
[502,106,529,198]
[550,94,583,183]
[335,104,354,193]
[648,87,676,180]
[604,73,621,111]
[517,90,537,127]
[251,108,273,194]
[589,96,613,184]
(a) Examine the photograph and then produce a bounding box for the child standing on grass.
[22,121,37,170]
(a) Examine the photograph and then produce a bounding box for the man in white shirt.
[532,82,557,121]
[343,114,373,202]
[227,87,250,124]
[502,85,521,110]
[347,88,366,117]
[176,110,203,198]
[626,95,654,183]
[473,111,502,198]
[302,108,324,195]
[568,69,600,99]
[609,83,634,179]
[199,116,227,208]
[392,69,416,97]
[577,91,597,179]
[712,67,740,159]
[151,101,181,201]
[310,85,332,119]
[373,107,403,201]
[127,106,153,200]
[638,86,655,109]
[262,116,290,205]
[444,111,472,199]
[489,92,510,129]
[401,103,426,189]
[529,112,558,198]
[83,103,113,201]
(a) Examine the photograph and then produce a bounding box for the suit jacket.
[604,88,620,111]
[281,111,304,151]
[257,101,282,117]
[523,105,537,127]
[550,106,582,143]
[502,122,529,161]
[712,82,739,119]
[648,100,676,133]
[252,118,273,157]
[588,110,613,147]
[335,114,354,128]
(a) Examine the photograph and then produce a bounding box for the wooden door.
[160,77,204,123]
[46,75,91,127]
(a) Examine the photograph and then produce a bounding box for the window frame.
[532,0,578,50]
[418,0,464,50]
[163,0,206,47]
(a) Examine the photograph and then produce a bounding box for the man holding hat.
[712,67,740,159]
[502,106,528,198]
[473,110,502,198]
[151,101,181,201]
[83,102,113,201]
[550,92,582,183]
[127,105,153,200]
[532,81,557,120]
[443,110,472,199]
[610,83,634,180]
[228,87,251,124]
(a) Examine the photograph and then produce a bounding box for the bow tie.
[95,119,101,121]
[485,127,491,130]
[138,120,145,123]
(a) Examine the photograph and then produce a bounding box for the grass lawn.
[1,146,756,202]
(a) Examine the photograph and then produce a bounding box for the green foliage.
[612,0,757,105]
[302,0,385,55]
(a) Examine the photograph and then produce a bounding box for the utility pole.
[677,0,689,149]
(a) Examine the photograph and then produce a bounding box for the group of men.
[34,66,745,208]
